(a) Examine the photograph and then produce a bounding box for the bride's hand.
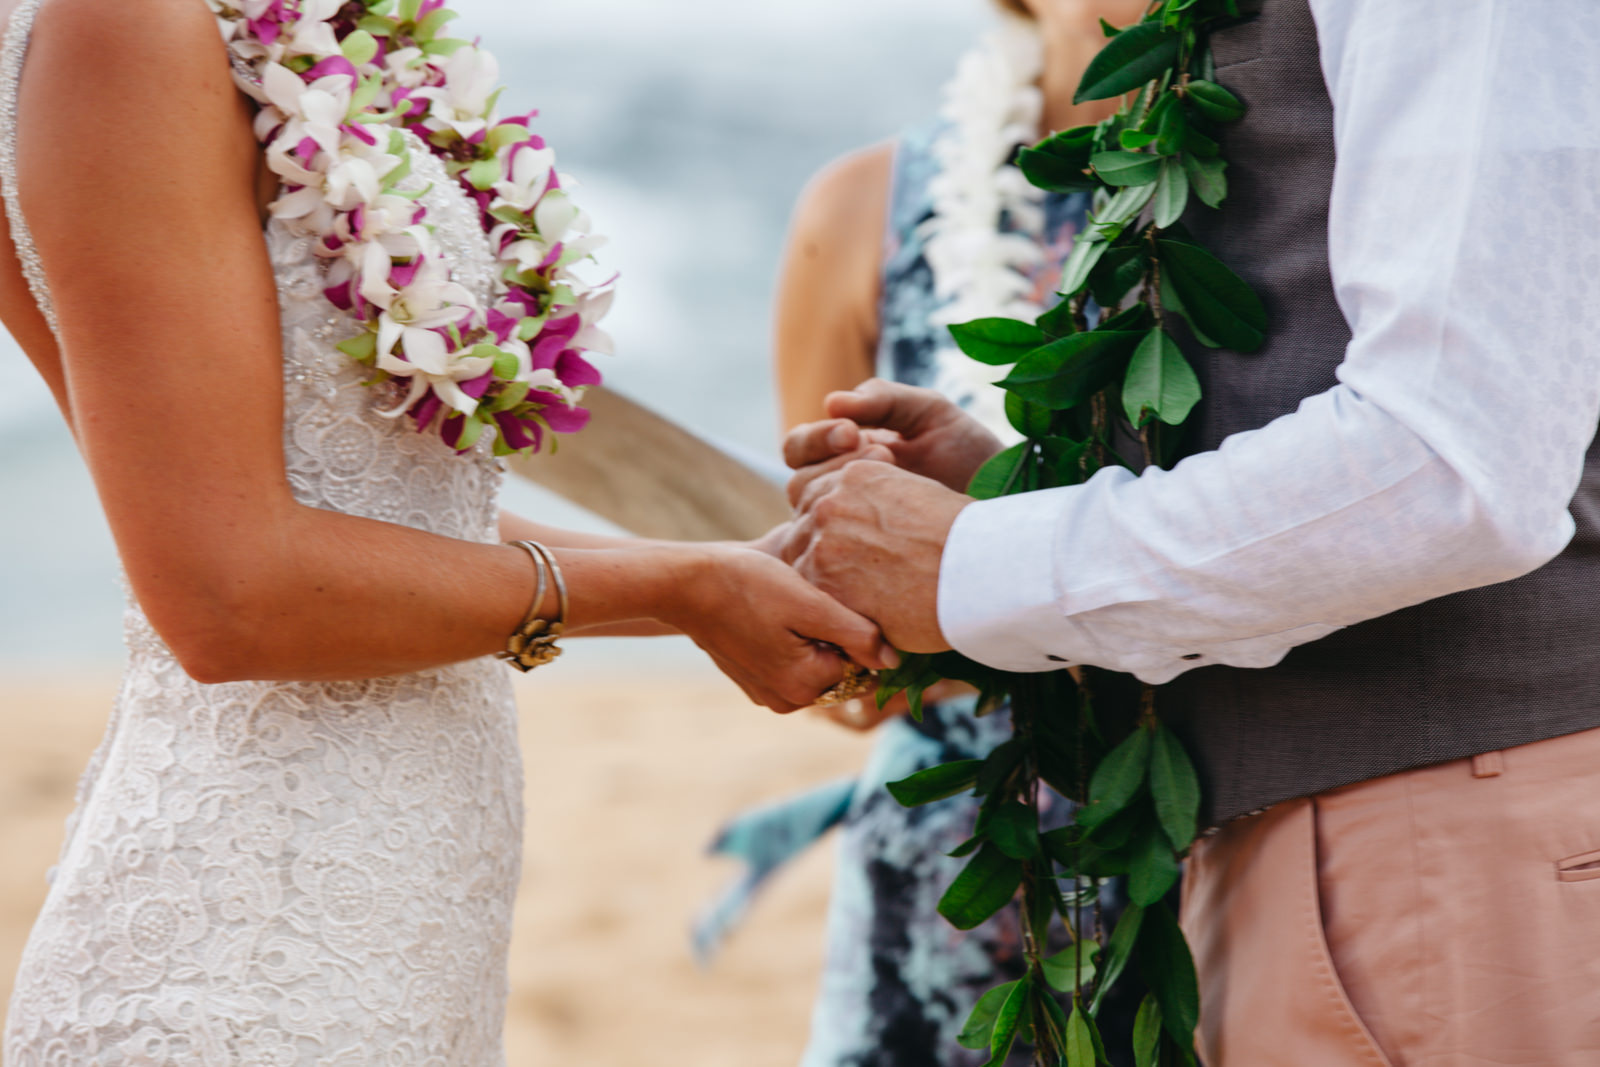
[665,545,898,713]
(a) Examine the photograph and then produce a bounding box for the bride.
[0,0,893,1062]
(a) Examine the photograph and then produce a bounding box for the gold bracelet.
[499,540,566,672]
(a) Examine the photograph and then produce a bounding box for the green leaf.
[1121,328,1201,428]
[1036,298,1079,339]
[340,28,379,66]
[1186,79,1246,122]
[1182,153,1228,209]
[488,380,531,413]
[1042,940,1099,993]
[421,36,470,57]
[987,974,1031,1065]
[1099,302,1154,333]
[447,414,485,451]
[1058,236,1111,298]
[1005,392,1053,438]
[998,330,1143,411]
[1077,727,1152,829]
[356,13,394,35]
[466,158,501,191]
[1149,725,1202,850]
[1157,239,1267,352]
[413,6,456,41]
[1138,903,1200,1049]
[1127,826,1181,906]
[336,331,378,363]
[1094,181,1158,229]
[987,802,1041,861]
[1091,150,1163,187]
[948,835,981,859]
[1088,244,1146,310]
[886,759,983,807]
[1154,95,1189,156]
[1066,1003,1098,1067]
[939,844,1025,930]
[1099,16,1120,37]
[974,738,1028,797]
[1133,994,1163,1067]
[1040,436,1094,486]
[1152,157,1190,228]
[1075,21,1182,103]
[1090,902,1145,1015]
[1018,126,1099,193]
[1119,129,1158,150]
[967,442,1030,501]
[958,981,1018,1050]
[950,318,1048,366]
[491,350,521,380]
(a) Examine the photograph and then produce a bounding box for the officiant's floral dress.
[797,121,1132,1067]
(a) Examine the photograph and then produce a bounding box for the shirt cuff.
[936,488,1343,682]
[937,488,1090,673]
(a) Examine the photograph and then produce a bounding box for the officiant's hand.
[781,460,969,654]
[784,379,1003,500]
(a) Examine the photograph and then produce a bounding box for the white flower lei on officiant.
[920,17,1049,444]
[209,0,613,458]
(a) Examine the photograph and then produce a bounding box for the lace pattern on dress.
[2,11,526,1065]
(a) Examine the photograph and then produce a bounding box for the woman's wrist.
[639,542,730,634]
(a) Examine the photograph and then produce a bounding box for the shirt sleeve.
[937,0,1600,681]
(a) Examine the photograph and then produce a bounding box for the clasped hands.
[775,378,1006,664]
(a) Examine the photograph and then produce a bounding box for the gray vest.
[1158,0,1600,826]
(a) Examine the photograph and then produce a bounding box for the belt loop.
[1472,751,1504,779]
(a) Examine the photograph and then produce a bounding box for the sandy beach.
[0,664,876,1065]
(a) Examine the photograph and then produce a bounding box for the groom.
[780,1,1600,1063]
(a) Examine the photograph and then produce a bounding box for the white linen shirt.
[937,0,1600,682]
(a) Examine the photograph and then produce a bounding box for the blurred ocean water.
[0,0,991,668]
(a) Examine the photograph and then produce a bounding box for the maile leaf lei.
[210,0,613,456]
[880,1,1262,1064]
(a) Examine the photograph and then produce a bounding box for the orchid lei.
[210,0,613,456]
[921,16,1048,445]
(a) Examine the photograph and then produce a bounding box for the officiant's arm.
[786,3,1600,681]
[772,144,890,431]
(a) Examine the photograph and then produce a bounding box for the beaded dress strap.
[0,0,56,340]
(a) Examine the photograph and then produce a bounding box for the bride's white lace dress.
[1,2,526,1063]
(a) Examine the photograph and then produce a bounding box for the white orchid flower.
[572,286,616,356]
[412,46,500,141]
[533,189,580,243]
[490,145,555,214]
[375,317,496,418]
[260,65,351,178]
[358,244,477,323]
[499,236,554,276]
[384,46,431,90]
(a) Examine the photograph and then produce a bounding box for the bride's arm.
[17,0,889,705]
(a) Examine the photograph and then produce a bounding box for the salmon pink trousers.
[1180,726,1600,1066]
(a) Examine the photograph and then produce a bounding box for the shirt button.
[1181,653,1203,661]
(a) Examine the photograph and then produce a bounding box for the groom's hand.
[781,460,970,654]
[783,379,1004,500]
